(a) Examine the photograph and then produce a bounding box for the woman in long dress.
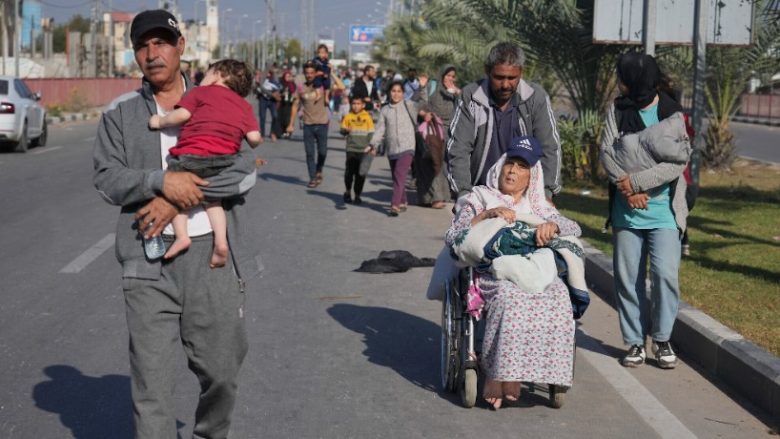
[445,140,580,409]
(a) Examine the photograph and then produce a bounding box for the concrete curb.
[582,241,780,421]
[732,115,780,127]
[46,112,100,125]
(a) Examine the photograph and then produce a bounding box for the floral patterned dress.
[445,186,581,386]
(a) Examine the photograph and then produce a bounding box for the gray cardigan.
[600,104,689,231]
[371,100,419,157]
[93,76,262,280]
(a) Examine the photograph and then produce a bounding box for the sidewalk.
[46,110,101,125]
[732,115,780,127]
[583,241,780,423]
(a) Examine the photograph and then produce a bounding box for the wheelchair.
[440,267,574,409]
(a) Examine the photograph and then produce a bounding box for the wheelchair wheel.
[440,281,460,392]
[549,384,567,409]
[460,368,478,408]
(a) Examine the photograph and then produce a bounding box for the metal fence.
[22,78,140,110]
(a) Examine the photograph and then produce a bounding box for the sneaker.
[343,192,352,203]
[621,344,646,367]
[353,195,363,205]
[681,244,690,257]
[652,341,678,369]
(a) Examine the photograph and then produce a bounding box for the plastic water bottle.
[142,223,166,260]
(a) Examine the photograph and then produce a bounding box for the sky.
[41,0,393,56]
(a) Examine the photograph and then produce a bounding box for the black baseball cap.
[506,135,543,167]
[130,9,181,47]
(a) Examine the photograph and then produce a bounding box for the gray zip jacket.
[446,79,562,197]
[93,76,262,280]
[600,105,690,231]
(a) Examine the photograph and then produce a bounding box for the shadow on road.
[31,365,186,439]
[259,171,307,186]
[326,304,444,394]
[32,365,134,439]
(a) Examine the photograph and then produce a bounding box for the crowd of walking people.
[93,9,696,435]
[250,41,692,410]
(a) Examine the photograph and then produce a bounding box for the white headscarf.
[464,153,559,219]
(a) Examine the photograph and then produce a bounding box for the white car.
[0,76,47,152]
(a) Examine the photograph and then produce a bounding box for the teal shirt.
[612,103,678,230]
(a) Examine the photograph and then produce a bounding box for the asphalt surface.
[0,119,776,438]
[731,122,779,164]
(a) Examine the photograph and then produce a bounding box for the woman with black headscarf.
[416,65,460,208]
[599,53,692,371]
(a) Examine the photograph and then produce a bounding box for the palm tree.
[701,3,780,169]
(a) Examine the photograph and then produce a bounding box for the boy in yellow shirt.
[339,95,375,204]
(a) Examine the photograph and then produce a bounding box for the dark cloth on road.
[355,250,435,273]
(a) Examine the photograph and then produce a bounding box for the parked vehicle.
[0,76,47,152]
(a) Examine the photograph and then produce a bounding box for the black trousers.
[344,151,366,195]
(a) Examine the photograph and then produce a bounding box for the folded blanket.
[451,215,588,300]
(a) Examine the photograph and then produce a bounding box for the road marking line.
[31,146,63,155]
[59,233,115,274]
[577,332,697,439]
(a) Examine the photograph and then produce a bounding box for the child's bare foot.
[209,243,229,268]
[483,378,503,410]
[164,237,191,259]
[503,382,521,401]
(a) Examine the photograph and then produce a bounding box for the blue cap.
[506,135,542,166]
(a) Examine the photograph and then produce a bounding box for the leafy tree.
[285,38,302,64]
[51,15,91,53]
[702,11,780,169]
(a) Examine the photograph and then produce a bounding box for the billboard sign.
[593,0,754,46]
[349,25,384,45]
[318,39,335,54]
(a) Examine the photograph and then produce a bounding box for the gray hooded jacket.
[93,76,262,281]
[446,78,561,197]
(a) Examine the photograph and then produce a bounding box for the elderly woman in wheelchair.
[443,136,586,410]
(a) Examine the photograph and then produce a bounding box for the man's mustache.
[145,61,166,68]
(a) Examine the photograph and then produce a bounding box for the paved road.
[731,122,779,164]
[0,119,775,438]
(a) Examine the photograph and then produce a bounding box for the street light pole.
[236,14,248,60]
[252,19,262,69]
[220,8,232,59]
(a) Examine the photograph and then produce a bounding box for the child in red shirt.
[149,59,262,268]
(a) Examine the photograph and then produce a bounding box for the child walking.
[149,59,262,268]
[339,95,375,204]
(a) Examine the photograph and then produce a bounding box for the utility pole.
[89,0,99,77]
[14,0,20,76]
[2,1,7,75]
[270,0,276,68]
[642,0,656,56]
[108,0,114,77]
[690,0,708,192]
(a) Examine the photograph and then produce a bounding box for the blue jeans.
[258,98,278,137]
[302,123,329,180]
[613,227,681,346]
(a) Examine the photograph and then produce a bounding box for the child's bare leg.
[205,202,229,268]
[164,213,192,259]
